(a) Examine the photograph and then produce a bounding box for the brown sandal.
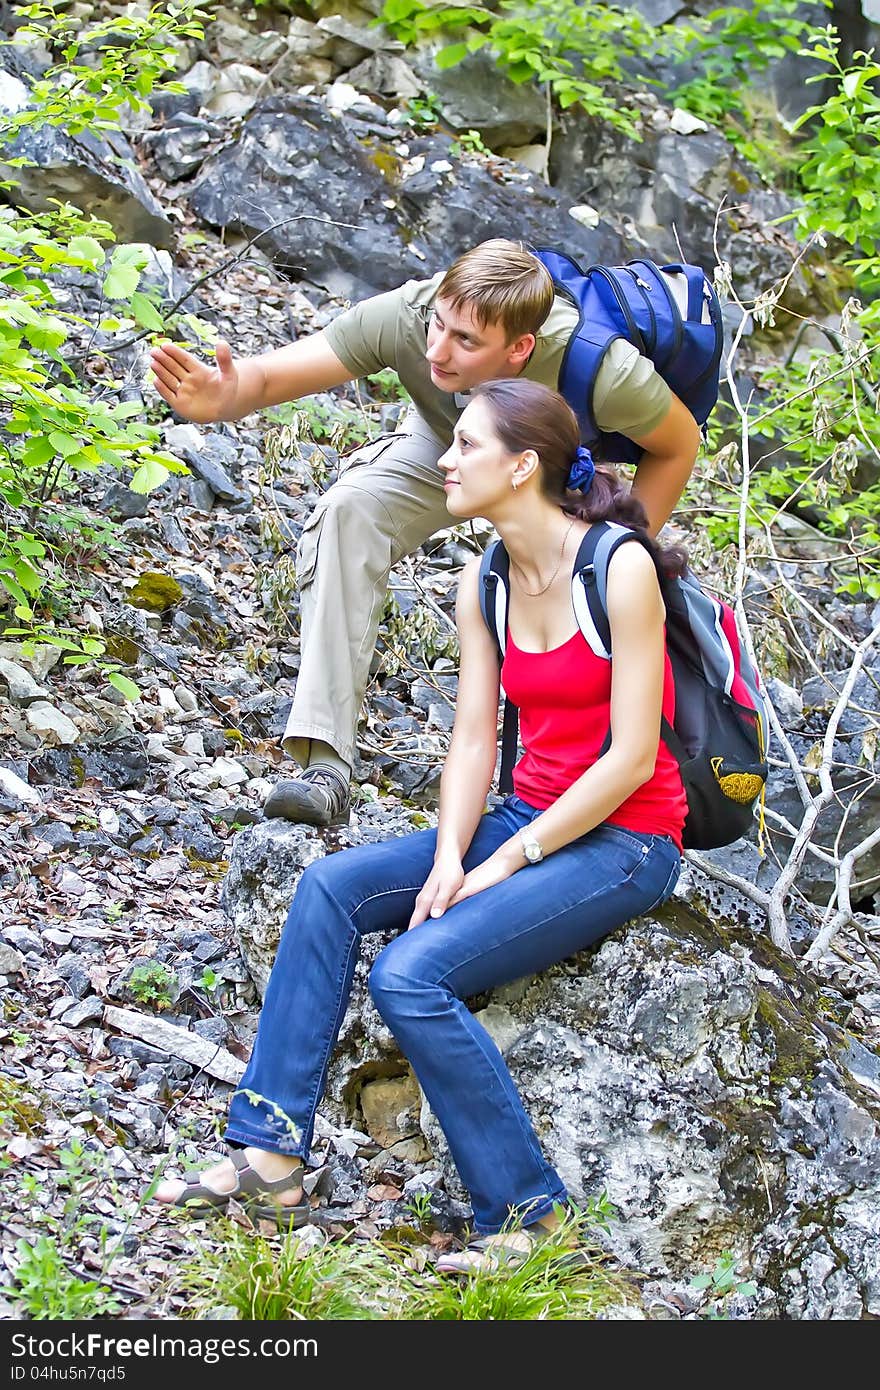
[436,1228,590,1276]
[162,1150,310,1228]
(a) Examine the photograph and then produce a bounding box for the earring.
[512,478,519,491]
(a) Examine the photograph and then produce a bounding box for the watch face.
[525,840,542,862]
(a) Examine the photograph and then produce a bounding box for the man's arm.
[148,333,354,424]
[628,393,701,537]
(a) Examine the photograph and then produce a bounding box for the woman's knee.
[369,936,438,1014]
[284,855,345,929]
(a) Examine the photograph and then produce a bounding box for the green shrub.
[0,3,207,684]
[8,1234,120,1319]
[126,960,178,1010]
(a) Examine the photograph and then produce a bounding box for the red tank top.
[501,627,686,850]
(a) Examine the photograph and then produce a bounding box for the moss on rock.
[128,572,183,612]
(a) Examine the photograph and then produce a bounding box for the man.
[149,239,700,826]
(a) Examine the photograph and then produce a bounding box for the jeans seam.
[351,883,422,919]
[297,895,361,1150]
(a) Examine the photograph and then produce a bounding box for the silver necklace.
[509,517,576,598]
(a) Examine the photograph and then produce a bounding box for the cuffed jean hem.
[473,1188,571,1236]
[223,1125,307,1160]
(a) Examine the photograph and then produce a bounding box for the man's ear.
[505,333,536,370]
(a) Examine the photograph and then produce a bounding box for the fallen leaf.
[367,1183,402,1202]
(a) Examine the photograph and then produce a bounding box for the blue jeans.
[225,795,681,1233]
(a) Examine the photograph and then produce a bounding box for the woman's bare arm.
[444,541,668,907]
[408,558,501,927]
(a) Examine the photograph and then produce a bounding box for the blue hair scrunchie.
[567,445,595,494]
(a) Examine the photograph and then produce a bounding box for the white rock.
[81,603,104,634]
[164,422,205,453]
[28,645,63,680]
[98,807,120,836]
[210,757,250,788]
[189,564,216,593]
[145,732,176,762]
[325,81,362,113]
[204,63,266,119]
[0,641,62,681]
[182,731,206,759]
[179,60,216,103]
[568,204,600,228]
[766,677,804,726]
[499,143,548,176]
[157,686,180,715]
[0,767,42,806]
[430,159,453,173]
[174,684,198,713]
[0,657,48,705]
[145,736,195,775]
[669,107,709,136]
[25,701,80,745]
[103,1005,244,1084]
[0,943,24,974]
[0,70,29,114]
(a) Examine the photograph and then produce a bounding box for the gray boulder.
[549,113,828,316]
[0,68,172,247]
[413,46,548,148]
[188,94,624,301]
[222,816,880,1316]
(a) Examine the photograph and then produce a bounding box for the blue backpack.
[478,521,769,851]
[533,247,724,465]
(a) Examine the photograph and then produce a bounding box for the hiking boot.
[262,765,351,827]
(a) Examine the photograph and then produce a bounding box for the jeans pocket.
[645,856,681,913]
[593,823,653,874]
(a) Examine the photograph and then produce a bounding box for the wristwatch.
[518,827,544,864]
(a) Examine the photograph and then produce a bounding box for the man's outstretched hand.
[148,339,244,423]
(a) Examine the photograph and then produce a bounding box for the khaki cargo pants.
[282,410,451,769]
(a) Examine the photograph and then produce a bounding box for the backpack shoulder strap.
[478,538,519,794]
[661,260,707,320]
[571,521,652,658]
[478,538,510,659]
[532,246,626,446]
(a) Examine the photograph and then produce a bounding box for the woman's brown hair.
[471,378,687,578]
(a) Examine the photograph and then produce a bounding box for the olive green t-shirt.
[323,272,671,446]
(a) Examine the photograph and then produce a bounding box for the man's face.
[425,296,534,392]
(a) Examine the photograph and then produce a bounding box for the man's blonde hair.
[437,239,554,341]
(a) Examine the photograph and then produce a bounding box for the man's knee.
[296,484,392,585]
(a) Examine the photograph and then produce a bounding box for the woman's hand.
[446,841,522,910]
[408,854,466,929]
[148,339,242,422]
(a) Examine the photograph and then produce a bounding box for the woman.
[155,379,686,1273]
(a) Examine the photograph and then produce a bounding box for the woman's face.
[438,397,515,519]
